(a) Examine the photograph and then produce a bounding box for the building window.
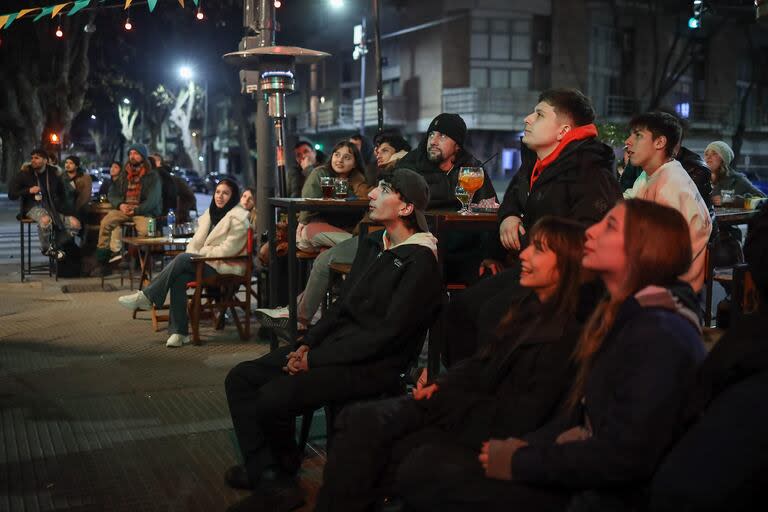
[470,67,488,88]
[490,69,509,88]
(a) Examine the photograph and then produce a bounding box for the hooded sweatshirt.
[623,160,712,292]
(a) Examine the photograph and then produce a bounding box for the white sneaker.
[118,291,152,311]
[166,334,191,347]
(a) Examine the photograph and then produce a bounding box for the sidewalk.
[0,271,325,511]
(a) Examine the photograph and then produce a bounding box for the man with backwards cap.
[223,168,443,512]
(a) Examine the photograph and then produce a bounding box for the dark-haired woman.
[118,179,254,347]
[397,199,706,511]
[315,217,588,512]
[296,140,372,252]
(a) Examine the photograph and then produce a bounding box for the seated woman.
[296,140,371,252]
[117,180,254,347]
[315,216,588,512]
[395,199,706,511]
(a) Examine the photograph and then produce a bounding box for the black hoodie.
[395,137,497,209]
[492,138,621,259]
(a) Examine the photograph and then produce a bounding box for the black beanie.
[427,113,467,147]
[65,155,81,168]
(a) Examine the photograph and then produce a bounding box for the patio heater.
[223,46,329,197]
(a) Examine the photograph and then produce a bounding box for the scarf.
[529,124,598,191]
[125,163,148,206]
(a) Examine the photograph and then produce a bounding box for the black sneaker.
[108,252,123,264]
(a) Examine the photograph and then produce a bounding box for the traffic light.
[690,0,704,29]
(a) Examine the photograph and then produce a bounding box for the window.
[471,16,532,90]
[470,68,488,88]
[490,69,509,88]
[491,34,511,60]
[471,33,489,59]
[510,69,529,89]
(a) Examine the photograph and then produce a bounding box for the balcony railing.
[296,104,356,133]
[442,88,540,130]
[352,95,407,126]
[604,95,641,119]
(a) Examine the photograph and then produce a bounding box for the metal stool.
[19,217,57,282]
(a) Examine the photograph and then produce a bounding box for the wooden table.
[123,235,192,290]
[704,207,761,325]
[267,197,370,343]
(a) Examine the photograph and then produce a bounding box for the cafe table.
[123,235,193,291]
[704,207,761,325]
[267,197,370,343]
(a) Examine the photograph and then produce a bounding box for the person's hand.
[479,441,490,471]
[29,186,40,194]
[286,349,310,375]
[412,381,438,400]
[299,154,315,171]
[712,195,722,206]
[283,345,309,373]
[478,259,503,277]
[119,203,133,215]
[499,216,525,251]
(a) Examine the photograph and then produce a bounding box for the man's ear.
[400,202,415,217]
[654,135,668,152]
[557,124,572,141]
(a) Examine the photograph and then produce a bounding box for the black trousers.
[442,264,522,367]
[224,346,401,482]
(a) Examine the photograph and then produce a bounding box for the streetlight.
[179,65,194,80]
[90,114,97,120]
[122,98,131,105]
[329,0,344,8]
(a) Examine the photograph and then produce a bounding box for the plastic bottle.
[167,209,176,241]
[147,217,156,237]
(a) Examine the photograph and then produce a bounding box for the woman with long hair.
[118,179,255,347]
[397,199,706,511]
[296,139,371,251]
[315,217,588,512]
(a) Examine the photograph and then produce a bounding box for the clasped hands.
[283,344,310,375]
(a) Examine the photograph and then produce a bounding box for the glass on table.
[334,177,350,199]
[457,167,485,215]
[455,185,469,214]
[320,176,335,199]
[720,189,735,205]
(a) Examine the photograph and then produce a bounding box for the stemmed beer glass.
[457,167,485,215]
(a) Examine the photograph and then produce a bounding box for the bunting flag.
[148,0,158,11]
[67,0,91,16]
[3,13,19,29]
[124,0,133,9]
[178,0,185,7]
[33,6,55,21]
[0,15,9,29]
[17,9,40,20]
[51,3,70,18]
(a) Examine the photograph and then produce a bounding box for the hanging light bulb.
[124,17,133,31]
[196,7,205,20]
[274,0,282,7]
[55,14,63,38]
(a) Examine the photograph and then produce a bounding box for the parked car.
[172,167,209,193]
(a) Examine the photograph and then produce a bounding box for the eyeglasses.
[427,131,449,143]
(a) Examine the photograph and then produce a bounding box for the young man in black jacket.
[223,168,442,512]
[396,113,498,284]
[442,88,622,365]
[8,148,73,259]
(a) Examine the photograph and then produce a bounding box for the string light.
[196,8,205,20]
[274,0,282,8]
[124,16,133,31]
[55,14,63,38]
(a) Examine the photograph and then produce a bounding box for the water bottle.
[147,217,156,237]
[167,209,176,241]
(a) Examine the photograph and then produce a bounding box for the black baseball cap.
[388,168,430,232]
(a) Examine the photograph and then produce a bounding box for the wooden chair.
[187,228,254,345]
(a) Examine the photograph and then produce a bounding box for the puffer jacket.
[186,204,250,275]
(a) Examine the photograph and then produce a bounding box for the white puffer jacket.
[186,205,250,275]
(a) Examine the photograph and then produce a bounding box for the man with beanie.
[95,144,162,267]
[224,168,442,512]
[396,113,498,284]
[706,140,765,205]
[8,148,73,259]
[63,155,93,227]
[442,89,622,366]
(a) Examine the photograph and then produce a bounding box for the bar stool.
[18,216,57,282]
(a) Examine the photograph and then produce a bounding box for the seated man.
[8,148,76,260]
[442,89,621,365]
[95,144,161,269]
[255,131,412,330]
[623,111,712,292]
[224,168,442,512]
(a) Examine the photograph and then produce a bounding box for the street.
[0,193,327,512]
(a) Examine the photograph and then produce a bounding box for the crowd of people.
[225,89,766,512]
[7,86,768,511]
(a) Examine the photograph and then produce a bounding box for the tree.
[118,103,139,143]
[168,81,202,173]
[0,12,96,183]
